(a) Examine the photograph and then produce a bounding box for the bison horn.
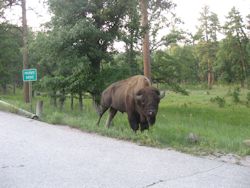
[159,91,165,99]
[136,94,143,101]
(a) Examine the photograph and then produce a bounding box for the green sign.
[23,69,37,81]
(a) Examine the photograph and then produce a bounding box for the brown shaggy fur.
[96,75,164,132]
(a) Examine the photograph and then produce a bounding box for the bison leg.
[96,106,109,126]
[139,115,149,132]
[128,113,140,132]
[105,107,117,128]
[140,121,149,132]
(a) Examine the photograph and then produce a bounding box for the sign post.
[22,69,37,111]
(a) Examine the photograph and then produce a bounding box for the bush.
[232,87,240,103]
[226,88,232,96]
[210,96,226,107]
[246,92,250,101]
[246,92,250,107]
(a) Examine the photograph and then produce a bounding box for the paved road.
[0,111,250,188]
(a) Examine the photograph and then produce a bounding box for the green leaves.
[152,50,189,95]
[216,7,249,86]
[31,0,135,103]
[0,23,22,89]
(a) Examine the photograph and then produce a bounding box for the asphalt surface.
[1,111,250,188]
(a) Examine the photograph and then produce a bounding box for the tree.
[162,29,187,46]
[0,1,24,95]
[196,6,220,89]
[140,0,151,80]
[0,23,22,93]
[121,0,140,75]
[1,0,31,102]
[247,14,250,37]
[29,31,59,107]
[0,0,17,18]
[21,0,29,102]
[0,1,5,18]
[43,0,132,106]
[152,50,188,94]
[148,0,176,51]
[247,14,250,83]
[120,0,176,77]
[217,7,249,87]
[169,45,199,83]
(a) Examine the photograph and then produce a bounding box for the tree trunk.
[21,0,29,103]
[70,93,74,111]
[50,90,57,107]
[240,58,247,88]
[2,84,7,94]
[207,61,213,89]
[208,71,212,89]
[59,90,65,111]
[140,0,151,81]
[89,58,102,108]
[53,97,57,108]
[13,81,16,95]
[79,92,83,111]
[128,35,135,75]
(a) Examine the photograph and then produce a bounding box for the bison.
[96,75,165,132]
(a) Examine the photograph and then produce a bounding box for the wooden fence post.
[36,100,43,118]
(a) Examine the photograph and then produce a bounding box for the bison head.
[135,87,165,126]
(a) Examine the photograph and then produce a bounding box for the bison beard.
[96,75,165,132]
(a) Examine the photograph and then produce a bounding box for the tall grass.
[1,85,250,156]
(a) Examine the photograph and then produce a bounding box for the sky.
[173,0,250,33]
[4,1,50,31]
[4,0,250,33]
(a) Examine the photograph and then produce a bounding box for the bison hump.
[126,75,151,94]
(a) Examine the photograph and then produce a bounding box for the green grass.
[1,85,250,156]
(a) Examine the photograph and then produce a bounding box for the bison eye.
[141,102,145,106]
[139,99,145,107]
[136,94,146,106]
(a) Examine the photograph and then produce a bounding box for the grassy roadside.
[1,85,250,156]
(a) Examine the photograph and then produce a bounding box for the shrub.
[246,92,250,107]
[246,92,250,102]
[232,87,240,103]
[210,96,226,107]
[226,88,232,96]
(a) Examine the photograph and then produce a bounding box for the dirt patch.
[204,153,250,167]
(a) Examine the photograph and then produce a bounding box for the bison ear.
[159,91,165,100]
